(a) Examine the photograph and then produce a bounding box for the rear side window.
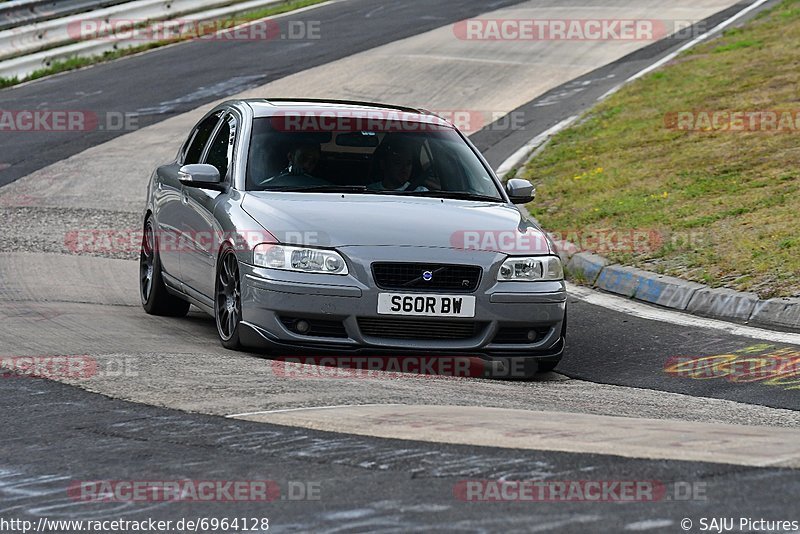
[184,114,221,164]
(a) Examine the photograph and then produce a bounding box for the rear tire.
[215,249,243,350]
[140,217,190,317]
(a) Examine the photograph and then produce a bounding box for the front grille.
[358,318,483,340]
[280,316,348,338]
[492,326,551,344]
[371,263,482,292]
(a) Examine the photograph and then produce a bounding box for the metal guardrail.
[0,0,289,81]
[0,0,133,31]
[0,0,243,60]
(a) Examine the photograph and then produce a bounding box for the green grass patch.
[713,39,763,52]
[524,0,800,298]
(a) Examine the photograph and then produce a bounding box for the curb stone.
[750,298,800,330]
[595,265,643,298]
[592,265,706,310]
[565,252,608,285]
[686,287,760,322]
[632,271,704,311]
[529,211,800,332]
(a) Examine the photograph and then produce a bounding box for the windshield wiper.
[261,185,503,202]
[266,185,370,193]
[399,190,504,202]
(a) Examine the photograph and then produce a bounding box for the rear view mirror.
[336,131,379,147]
[178,164,222,189]
[506,178,535,204]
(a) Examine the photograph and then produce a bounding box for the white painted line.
[226,403,406,418]
[228,0,338,28]
[599,0,772,100]
[567,282,800,345]
[494,115,578,177]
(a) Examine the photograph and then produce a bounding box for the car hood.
[242,192,553,254]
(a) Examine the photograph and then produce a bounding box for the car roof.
[232,98,455,129]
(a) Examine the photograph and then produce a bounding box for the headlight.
[253,244,348,275]
[497,256,563,281]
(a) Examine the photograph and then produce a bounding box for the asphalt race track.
[3,377,800,532]
[1,0,798,532]
[0,0,527,187]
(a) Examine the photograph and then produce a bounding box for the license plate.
[377,293,476,318]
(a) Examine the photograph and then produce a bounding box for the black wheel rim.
[216,252,241,340]
[139,221,155,303]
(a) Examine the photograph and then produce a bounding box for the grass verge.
[524,0,800,298]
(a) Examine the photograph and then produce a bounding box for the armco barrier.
[0,0,288,80]
[0,0,133,32]
[0,0,237,61]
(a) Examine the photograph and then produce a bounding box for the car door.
[180,111,238,299]
[154,112,221,282]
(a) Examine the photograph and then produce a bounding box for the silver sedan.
[139,99,567,378]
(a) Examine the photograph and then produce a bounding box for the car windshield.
[245,116,504,200]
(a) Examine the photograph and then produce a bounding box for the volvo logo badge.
[422,271,433,281]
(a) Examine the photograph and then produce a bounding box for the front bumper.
[237,246,566,361]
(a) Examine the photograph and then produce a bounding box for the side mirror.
[178,164,222,189]
[506,178,535,204]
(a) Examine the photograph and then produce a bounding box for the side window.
[183,114,221,164]
[204,114,236,181]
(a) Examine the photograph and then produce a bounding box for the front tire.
[535,356,561,374]
[488,312,567,379]
[536,310,568,373]
[215,249,243,350]
[140,217,190,317]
